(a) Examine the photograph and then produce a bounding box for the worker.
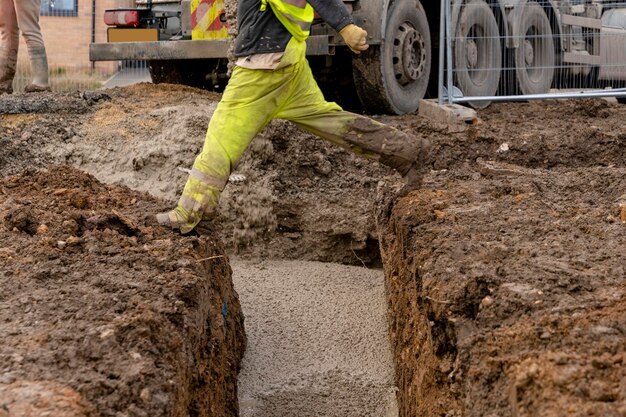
[0,0,51,94]
[157,0,431,233]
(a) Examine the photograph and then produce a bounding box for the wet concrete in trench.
[232,258,399,417]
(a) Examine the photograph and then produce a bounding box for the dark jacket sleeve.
[307,0,353,32]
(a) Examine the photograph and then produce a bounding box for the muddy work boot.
[155,207,197,235]
[24,83,51,93]
[340,115,432,188]
[156,204,216,235]
[0,48,17,95]
[378,133,432,188]
[24,47,51,93]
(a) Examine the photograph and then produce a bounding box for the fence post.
[438,0,446,106]
[445,0,453,105]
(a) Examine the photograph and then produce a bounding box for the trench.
[4,86,626,417]
[0,85,400,416]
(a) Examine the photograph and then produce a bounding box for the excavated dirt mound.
[0,85,392,266]
[378,101,626,417]
[0,166,245,417]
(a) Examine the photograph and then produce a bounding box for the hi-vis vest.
[260,0,314,42]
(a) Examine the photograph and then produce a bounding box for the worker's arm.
[307,0,353,32]
[307,0,369,53]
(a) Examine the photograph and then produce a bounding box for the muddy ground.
[0,165,245,416]
[378,101,626,417]
[1,85,625,416]
[0,85,391,265]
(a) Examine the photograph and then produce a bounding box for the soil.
[378,100,626,417]
[0,84,392,266]
[0,85,398,416]
[0,166,245,417]
[2,83,626,417]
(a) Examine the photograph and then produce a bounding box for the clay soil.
[1,85,626,416]
[0,165,245,416]
[379,99,626,417]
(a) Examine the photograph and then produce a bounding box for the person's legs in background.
[14,0,50,92]
[0,0,19,94]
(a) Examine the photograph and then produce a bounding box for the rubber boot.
[24,47,51,93]
[0,47,17,95]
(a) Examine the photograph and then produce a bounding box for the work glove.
[339,24,369,54]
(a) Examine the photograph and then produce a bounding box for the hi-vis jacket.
[234,0,353,56]
[260,0,314,41]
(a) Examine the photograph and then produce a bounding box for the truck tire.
[454,0,502,109]
[352,0,431,114]
[513,3,555,95]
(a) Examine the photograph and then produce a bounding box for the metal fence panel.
[440,0,626,107]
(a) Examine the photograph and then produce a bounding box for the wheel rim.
[392,22,427,87]
[466,34,479,70]
[465,25,489,84]
[524,39,535,67]
[524,27,541,81]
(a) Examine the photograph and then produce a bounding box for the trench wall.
[377,107,626,416]
[0,166,246,417]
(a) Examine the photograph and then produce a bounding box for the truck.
[90,0,626,114]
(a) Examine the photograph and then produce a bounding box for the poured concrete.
[232,258,398,417]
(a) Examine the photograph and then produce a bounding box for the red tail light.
[104,9,140,27]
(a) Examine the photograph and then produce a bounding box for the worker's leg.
[275,57,431,180]
[157,65,292,233]
[14,0,49,91]
[0,0,19,94]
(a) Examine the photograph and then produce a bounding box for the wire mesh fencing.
[12,0,149,93]
[439,0,626,108]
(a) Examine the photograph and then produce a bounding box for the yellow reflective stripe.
[261,0,313,41]
[190,167,228,190]
[282,0,307,8]
[283,12,311,30]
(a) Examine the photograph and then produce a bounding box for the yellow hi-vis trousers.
[172,39,425,233]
